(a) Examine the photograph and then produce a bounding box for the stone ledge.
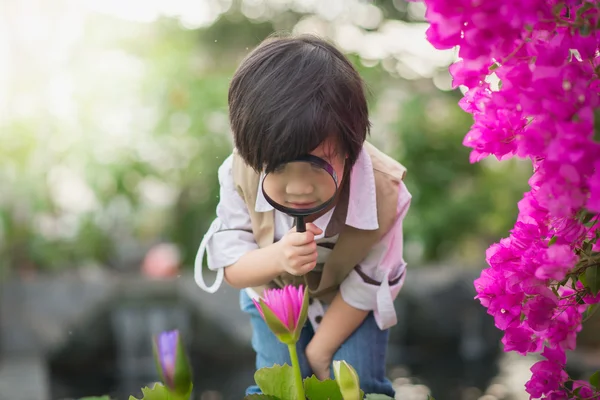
[0,356,49,400]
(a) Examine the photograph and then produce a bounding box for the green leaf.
[259,300,294,344]
[581,211,596,225]
[128,383,169,400]
[128,382,192,400]
[254,364,297,400]
[576,1,594,19]
[364,395,395,399]
[174,337,194,395]
[583,303,599,321]
[303,375,343,400]
[548,236,557,246]
[243,395,281,400]
[293,287,310,341]
[584,265,600,296]
[580,271,588,287]
[590,370,600,389]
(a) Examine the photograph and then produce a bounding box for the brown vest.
[231,141,407,303]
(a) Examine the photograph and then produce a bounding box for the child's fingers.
[296,241,317,256]
[305,223,323,235]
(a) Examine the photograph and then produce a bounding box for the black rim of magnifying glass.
[261,154,339,218]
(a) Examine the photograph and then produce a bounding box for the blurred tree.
[388,88,530,265]
[0,0,531,276]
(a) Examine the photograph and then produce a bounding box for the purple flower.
[152,330,192,395]
[501,326,541,355]
[525,360,568,397]
[587,161,600,213]
[534,244,578,281]
[524,295,558,332]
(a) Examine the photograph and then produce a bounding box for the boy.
[195,34,411,397]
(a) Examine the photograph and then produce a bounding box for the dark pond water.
[50,353,503,400]
[47,303,503,400]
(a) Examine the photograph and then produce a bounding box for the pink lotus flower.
[252,285,309,345]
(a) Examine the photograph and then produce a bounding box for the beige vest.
[231,141,407,303]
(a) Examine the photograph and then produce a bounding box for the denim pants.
[240,290,395,397]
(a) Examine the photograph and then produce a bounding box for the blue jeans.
[240,290,395,397]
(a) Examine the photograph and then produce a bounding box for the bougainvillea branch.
[412,0,600,397]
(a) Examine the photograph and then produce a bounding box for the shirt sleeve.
[338,180,412,330]
[194,154,259,293]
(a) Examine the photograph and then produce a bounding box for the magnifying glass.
[261,155,339,233]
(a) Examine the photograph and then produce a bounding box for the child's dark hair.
[228,34,370,173]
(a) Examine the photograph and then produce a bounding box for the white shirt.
[194,147,412,330]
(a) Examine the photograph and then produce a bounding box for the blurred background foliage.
[0,0,532,278]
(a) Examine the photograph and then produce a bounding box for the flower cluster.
[413,0,600,397]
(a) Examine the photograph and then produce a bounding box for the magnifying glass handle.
[296,216,306,233]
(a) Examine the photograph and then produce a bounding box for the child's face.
[263,138,346,210]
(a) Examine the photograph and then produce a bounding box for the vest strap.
[194,219,225,293]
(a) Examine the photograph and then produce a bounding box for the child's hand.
[305,339,333,381]
[276,223,323,276]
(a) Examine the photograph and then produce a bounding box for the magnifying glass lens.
[262,155,338,232]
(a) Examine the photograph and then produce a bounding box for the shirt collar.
[254,146,379,230]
